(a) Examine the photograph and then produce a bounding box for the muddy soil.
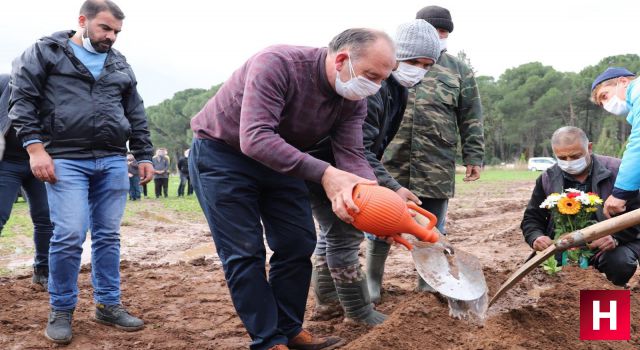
[1,180,639,349]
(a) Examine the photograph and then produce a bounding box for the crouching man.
[521,126,640,286]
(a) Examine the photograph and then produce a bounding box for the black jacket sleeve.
[363,89,401,191]
[122,68,153,162]
[8,42,50,145]
[521,176,550,247]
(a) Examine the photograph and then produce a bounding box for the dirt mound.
[344,266,638,349]
[2,261,636,349]
[2,179,639,349]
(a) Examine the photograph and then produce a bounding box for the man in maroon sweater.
[190,29,395,350]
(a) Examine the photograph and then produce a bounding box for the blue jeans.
[177,173,192,196]
[0,159,53,268]
[129,175,141,200]
[190,138,316,350]
[46,155,128,310]
[365,197,449,241]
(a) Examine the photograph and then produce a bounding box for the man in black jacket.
[177,149,192,197]
[308,20,440,325]
[0,74,53,290]
[521,126,640,286]
[9,0,154,344]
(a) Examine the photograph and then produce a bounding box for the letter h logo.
[580,290,630,340]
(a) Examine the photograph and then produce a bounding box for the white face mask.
[82,25,99,54]
[557,156,588,175]
[335,56,381,101]
[603,82,631,116]
[439,38,448,52]
[392,62,429,88]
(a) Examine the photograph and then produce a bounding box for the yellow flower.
[585,207,598,213]
[588,194,603,205]
[558,197,581,215]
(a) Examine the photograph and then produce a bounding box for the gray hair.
[551,126,589,149]
[328,28,393,59]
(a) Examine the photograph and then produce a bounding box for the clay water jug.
[350,184,438,250]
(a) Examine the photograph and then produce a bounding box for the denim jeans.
[177,173,193,196]
[190,138,316,350]
[0,159,53,268]
[128,175,141,200]
[46,155,128,311]
[365,197,449,241]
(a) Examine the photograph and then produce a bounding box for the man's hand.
[603,195,627,218]
[589,236,617,252]
[463,165,481,182]
[395,187,421,205]
[533,236,553,251]
[138,162,154,185]
[26,143,57,184]
[321,166,376,224]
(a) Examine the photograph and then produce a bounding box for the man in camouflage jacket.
[371,5,484,293]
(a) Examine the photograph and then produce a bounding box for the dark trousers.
[418,197,449,234]
[0,159,53,268]
[591,245,638,286]
[142,183,148,197]
[189,138,316,350]
[177,173,192,196]
[154,177,168,198]
[128,175,141,200]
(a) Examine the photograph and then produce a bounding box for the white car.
[527,157,556,171]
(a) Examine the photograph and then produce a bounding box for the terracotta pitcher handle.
[407,202,437,230]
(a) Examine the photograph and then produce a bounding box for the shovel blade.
[411,239,488,301]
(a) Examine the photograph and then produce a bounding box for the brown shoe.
[288,329,344,350]
[269,345,289,350]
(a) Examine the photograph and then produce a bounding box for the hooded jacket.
[8,30,153,161]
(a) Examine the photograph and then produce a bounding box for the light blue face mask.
[82,25,99,54]
[603,82,631,116]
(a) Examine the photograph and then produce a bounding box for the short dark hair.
[551,126,589,149]
[328,28,392,59]
[80,0,125,20]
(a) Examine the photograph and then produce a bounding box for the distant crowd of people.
[126,147,193,200]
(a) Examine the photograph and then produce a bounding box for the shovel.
[489,208,640,307]
[409,212,488,301]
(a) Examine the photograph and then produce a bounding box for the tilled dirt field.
[1,179,639,349]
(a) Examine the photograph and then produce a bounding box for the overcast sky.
[0,0,637,106]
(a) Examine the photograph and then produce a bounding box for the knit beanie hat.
[416,5,454,33]
[591,67,636,91]
[394,19,440,62]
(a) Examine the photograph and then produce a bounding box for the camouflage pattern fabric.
[329,264,364,283]
[382,52,484,199]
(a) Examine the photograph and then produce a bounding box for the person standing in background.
[375,5,484,294]
[127,153,141,200]
[152,148,169,198]
[177,148,192,197]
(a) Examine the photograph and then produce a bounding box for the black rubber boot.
[333,266,387,326]
[365,239,390,304]
[95,303,144,331]
[32,266,49,292]
[310,256,343,320]
[44,309,73,344]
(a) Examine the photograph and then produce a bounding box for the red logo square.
[580,290,630,340]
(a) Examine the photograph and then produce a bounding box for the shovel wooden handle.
[489,208,640,307]
[556,208,640,250]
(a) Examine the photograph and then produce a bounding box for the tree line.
[146,54,640,168]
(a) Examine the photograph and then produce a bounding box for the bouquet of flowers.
[538,189,603,274]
